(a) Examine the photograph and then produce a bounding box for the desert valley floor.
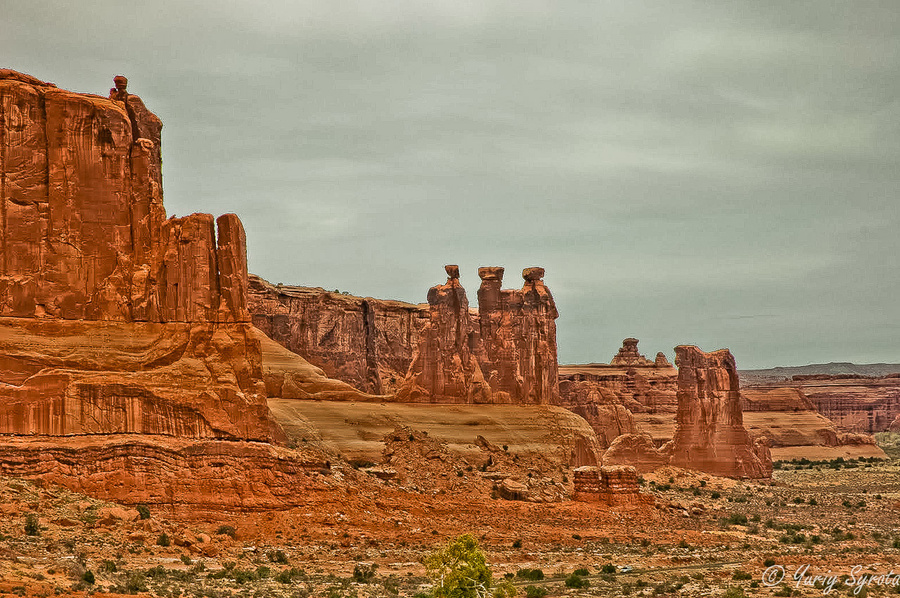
[0,450,899,597]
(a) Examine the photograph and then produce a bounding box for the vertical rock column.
[518,267,560,405]
[476,267,519,401]
[667,345,772,479]
[397,265,491,403]
[216,213,250,323]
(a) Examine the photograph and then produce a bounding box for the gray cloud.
[3,1,899,368]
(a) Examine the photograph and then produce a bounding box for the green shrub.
[156,533,170,547]
[724,513,748,526]
[724,586,747,598]
[524,586,547,598]
[125,571,148,593]
[136,504,151,520]
[275,568,305,584]
[732,570,752,580]
[82,570,95,584]
[711,491,721,499]
[24,514,39,536]
[512,539,522,549]
[574,567,590,576]
[352,562,377,583]
[268,549,289,564]
[601,564,615,574]
[564,573,590,588]
[764,558,776,567]
[516,568,544,581]
[424,534,514,598]
[216,525,236,538]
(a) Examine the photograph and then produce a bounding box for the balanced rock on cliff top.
[610,338,655,366]
[397,265,560,405]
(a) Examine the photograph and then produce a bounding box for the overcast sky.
[5,1,899,368]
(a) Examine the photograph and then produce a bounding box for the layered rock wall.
[573,465,652,506]
[477,266,560,404]
[0,70,295,507]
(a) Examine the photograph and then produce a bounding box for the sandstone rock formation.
[396,266,493,403]
[667,346,771,479]
[602,433,669,473]
[248,274,427,394]
[0,435,324,510]
[785,378,900,434]
[0,71,248,324]
[254,326,378,401]
[555,380,637,447]
[559,340,678,414]
[477,266,560,404]
[397,265,560,404]
[0,70,317,507]
[267,401,603,491]
[573,465,652,506]
[611,338,654,366]
[556,339,676,451]
[739,387,885,460]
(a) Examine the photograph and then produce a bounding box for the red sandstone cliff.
[248,274,427,394]
[768,378,900,434]
[0,70,325,508]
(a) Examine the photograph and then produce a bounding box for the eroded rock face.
[0,70,289,506]
[573,465,652,506]
[477,266,560,404]
[555,381,636,447]
[398,265,560,404]
[0,71,248,323]
[667,346,772,479]
[248,275,427,395]
[602,433,669,473]
[397,266,492,403]
[557,340,677,449]
[611,338,654,366]
[0,435,324,510]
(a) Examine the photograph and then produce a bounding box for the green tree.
[423,534,514,598]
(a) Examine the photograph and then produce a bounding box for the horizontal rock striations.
[0,435,325,510]
[0,70,308,507]
[557,339,677,449]
[573,465,652,506]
